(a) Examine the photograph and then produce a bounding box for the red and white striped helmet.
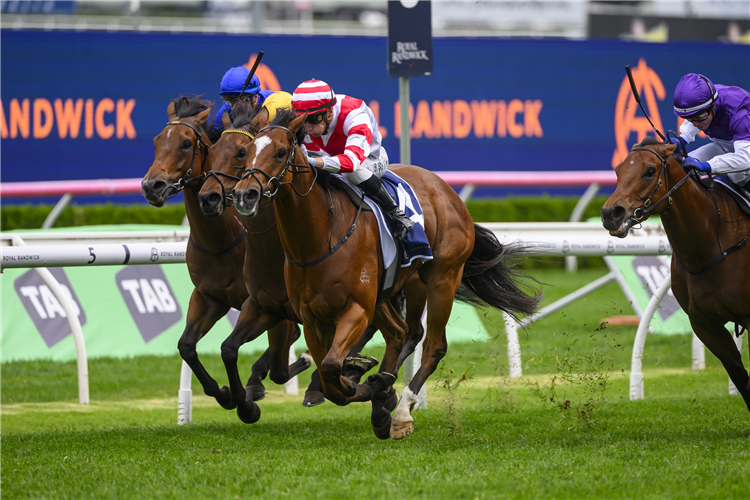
[292,79,337,116]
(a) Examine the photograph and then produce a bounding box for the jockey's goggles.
[305,112,326,125]
[221,94,252,105]
[686,108,712,124]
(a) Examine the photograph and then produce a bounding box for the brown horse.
[602,137,750,412]
[141,97,309,420]
[231,109,540,439]
[197,102,386,417]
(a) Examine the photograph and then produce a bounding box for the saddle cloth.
[712,175,750,217]
[333,170,434,268]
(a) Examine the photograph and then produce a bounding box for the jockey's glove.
[684,156,712,174]
[306,154,318,168]
[665,135,686,156]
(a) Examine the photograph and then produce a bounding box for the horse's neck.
[660,169,724,267]
[183,183,243,250]
[273,178,334,262]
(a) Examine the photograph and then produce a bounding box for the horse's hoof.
[237,402,261,424]
[303,390,325,407]
[344,355,379,377]
[216,386,237,410]
[372,415,392,440]
[246,384,266,402]
[299,352,314,370]
[384,388,398,412]
[366,372,397,393]
[390,420,413,440]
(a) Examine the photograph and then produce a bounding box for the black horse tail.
[455,224,541,321]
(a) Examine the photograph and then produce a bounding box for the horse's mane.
[172,95,213,119]
[634,136,662,148]
[171,95,217,141]
[270,108,308,145]
[230,101,262,130]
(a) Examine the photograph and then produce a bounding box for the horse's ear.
[222,110,232,129]
[251,107,269,132]
[196,107,212,127]
[167,100,176,119]
[288,112,307,135]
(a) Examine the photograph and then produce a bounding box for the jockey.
[261,90,292,122]
[291,79,414,242]
[670,73,750,189]
[210,65,275,135]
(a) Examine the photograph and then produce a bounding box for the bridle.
[239,124,315,200]
[629,145,750,274]
[202,128,256,210]
[628,145,694,224]
[240,123,365,267]
[162,120,210,195]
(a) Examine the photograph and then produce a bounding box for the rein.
[632,146,750,274]
[163,120,210,194]
[204,128,256,209]
[244,123,362,267]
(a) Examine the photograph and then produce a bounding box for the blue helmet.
[219,66,261,100]
[673,73,718,118]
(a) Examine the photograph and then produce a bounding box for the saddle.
[711,175,750,218]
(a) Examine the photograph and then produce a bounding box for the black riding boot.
[358,176,415,242]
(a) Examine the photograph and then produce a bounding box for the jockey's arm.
[707,140,750,174]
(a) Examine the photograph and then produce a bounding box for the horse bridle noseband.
[631,145,750,274]
[241,124,365,267]
[163,120,210,194]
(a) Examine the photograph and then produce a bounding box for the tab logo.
[14,268,87,348]
[116,265,182,343]
[612,58,667,168]
[632,256,680,321]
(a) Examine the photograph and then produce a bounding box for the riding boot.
[358,176,415,242]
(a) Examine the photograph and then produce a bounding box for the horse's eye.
[237,148,246,159]
[645,166,657,177]
[277,148,287,159]
[181,139,192,150]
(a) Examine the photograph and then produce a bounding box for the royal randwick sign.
[387,0,433,78]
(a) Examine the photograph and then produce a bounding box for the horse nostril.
[143,179,167,196]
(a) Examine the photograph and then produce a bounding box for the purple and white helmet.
[673,73,718,118]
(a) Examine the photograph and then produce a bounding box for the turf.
[2,267,748,499]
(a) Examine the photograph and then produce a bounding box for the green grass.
[2,267,749,499]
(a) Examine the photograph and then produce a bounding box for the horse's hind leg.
[267,322,313,384]
[177,289,234,409]
[391,268,462,439]
[394,280,428,374]
[693,317,750,412]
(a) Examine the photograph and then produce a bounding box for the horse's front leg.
[319,303,371,398]
[177,289,234,409]
[690,314,750,412]
[221,297,280,423]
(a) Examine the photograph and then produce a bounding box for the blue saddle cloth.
[381,171,433,267]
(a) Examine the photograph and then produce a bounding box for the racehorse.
[141,96,309,420]
[197,101,386,415]
[231,109,540,439]
[601,137,750,412]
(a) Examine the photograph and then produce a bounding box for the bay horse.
[602,137,750,412]
[141,97,310,421]
[231,109,540,439]
[197,101,386,415]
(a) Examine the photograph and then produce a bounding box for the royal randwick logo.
[612,58,666,169]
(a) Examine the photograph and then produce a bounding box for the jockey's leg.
[351,171,414,242]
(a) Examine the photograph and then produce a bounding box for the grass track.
[3,268,749,499]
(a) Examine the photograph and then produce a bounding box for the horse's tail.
[455,224,541,320]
